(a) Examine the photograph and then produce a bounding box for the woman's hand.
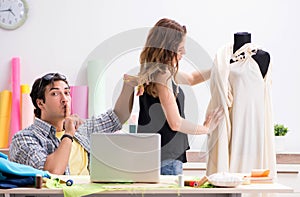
[203,106,224,135]
[123,74,148,96]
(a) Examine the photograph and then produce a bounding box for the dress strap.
[231,43,259,63]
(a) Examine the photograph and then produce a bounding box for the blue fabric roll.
[0,151,50,188]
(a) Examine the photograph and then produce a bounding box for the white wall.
[1,0,299,152]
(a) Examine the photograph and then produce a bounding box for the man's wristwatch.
[61,134,74,142]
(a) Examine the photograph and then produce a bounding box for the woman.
[135,18,223,175]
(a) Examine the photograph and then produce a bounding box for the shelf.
[186,150,300,164]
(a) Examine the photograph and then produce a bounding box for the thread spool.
[35,174,43,189]
[184,175,208,188]
[184,180,199,187]
[66,179,73,186]
[178,174,184,187]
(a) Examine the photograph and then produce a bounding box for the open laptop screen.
[90,133,161,183]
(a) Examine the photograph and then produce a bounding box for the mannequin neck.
[233,32,251,53]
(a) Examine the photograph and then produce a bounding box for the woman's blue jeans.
[160,159,183,175]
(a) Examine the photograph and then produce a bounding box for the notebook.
[90,133,161,183]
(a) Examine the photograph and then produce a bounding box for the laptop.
[90,133,161,183]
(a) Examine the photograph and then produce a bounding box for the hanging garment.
[206,43,276,178]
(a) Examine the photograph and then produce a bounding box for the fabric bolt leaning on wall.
[21,84,34,129]
[9,57,21,145]
[0,90,12,148]
[87,60,106,117]
[70,85,89,119]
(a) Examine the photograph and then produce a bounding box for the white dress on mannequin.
[206,43,276,178]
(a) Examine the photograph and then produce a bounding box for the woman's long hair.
[139,18,186,97]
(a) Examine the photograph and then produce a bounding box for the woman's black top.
[137,81,190,162]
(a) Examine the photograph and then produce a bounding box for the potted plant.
[274,124,289,152]
[274,124,289,136]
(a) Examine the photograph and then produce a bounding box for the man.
[9,73,136,175]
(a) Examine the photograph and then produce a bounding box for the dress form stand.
[231,32,270,78]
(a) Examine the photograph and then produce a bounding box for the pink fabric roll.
[21,84,34,129]
[70,86,88,119]
[9,57,21,145]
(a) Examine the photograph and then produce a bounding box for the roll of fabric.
[70,86,88,119]
[9,57,21,144]
[87,60,106,117]
[21,84,34,129]
[0,90,12,148]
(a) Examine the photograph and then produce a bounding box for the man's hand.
[63,104,84,136]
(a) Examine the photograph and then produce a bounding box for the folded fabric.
[0,175,35,189]
[0,152,50,188]
[46,178,108,197]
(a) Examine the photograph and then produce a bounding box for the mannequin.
[206,32,276,177]
[230,32,270,78]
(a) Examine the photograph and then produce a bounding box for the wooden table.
[0,175,293,197]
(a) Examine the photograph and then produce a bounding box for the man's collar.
[33,118,57,136]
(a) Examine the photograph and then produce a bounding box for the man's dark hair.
[30,73,69,118]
